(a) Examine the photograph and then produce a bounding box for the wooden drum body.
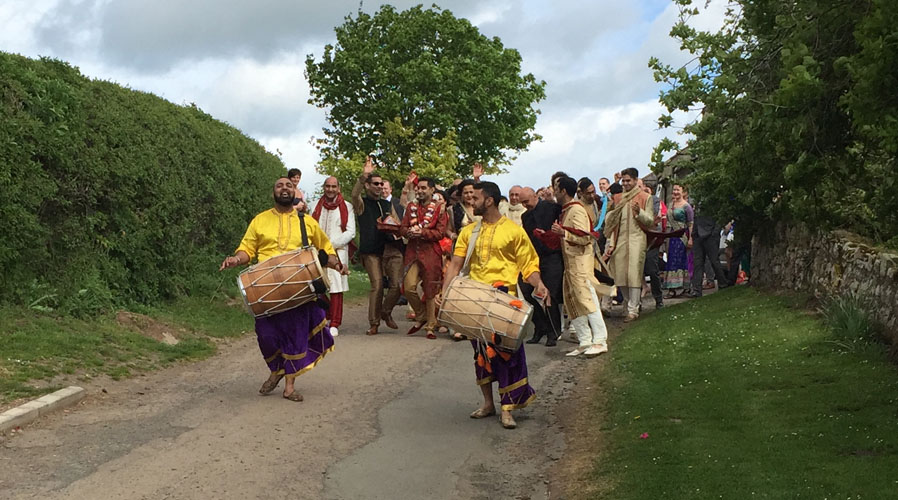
[237,247,328,317]
[438,277,533,352]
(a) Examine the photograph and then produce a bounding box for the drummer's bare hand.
[220,256,238,271]
[434,293,443,308]
[550,222,564,235]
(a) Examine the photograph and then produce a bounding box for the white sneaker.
[330,326,339,337]
[566,346,588,357]
[584,345,608,358]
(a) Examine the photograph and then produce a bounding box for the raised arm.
[351,156,375,216]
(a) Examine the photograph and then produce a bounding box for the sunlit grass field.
[593,287,898,498]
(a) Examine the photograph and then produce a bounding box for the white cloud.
[1,0,729,198]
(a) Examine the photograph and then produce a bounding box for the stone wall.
[752,224,898,341]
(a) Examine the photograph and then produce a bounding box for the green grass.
[0,297,253,404]
[594,287,898,499]
[344,264,372,302]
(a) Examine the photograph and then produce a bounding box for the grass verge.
[0,297,253,405]
[593,286,898,498]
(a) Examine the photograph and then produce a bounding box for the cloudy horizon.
[1,0,727,194]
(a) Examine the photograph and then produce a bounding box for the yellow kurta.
[453,216,540,296]
[560,202,601,319]
[237,209,336,263]
[607,192,654,287]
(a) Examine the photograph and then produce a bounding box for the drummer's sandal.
[500,412,517,429]
[469,407,496,419]
[259,374,283,395]
[451,332,467,342]
[426,331,437,340]
[282,391,304,402]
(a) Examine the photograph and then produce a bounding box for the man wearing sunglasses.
[351,157,403,336]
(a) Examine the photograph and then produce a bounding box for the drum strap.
[298,213,309,248]
[460,220,482,277]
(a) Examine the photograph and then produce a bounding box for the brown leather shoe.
[366,326,379,336]
[382,314,398,330]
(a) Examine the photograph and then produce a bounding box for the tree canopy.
[650,0,898,246]
[305,4,546,184]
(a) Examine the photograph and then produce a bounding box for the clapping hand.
[550,221,565,235]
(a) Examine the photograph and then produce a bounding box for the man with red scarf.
[310,176,356,337]
[399,177,449,339]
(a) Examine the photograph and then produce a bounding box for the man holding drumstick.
[220,176,343,402]
[439,181,550,429]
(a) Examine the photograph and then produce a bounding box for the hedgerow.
[1,52,284,315]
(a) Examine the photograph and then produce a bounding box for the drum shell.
[237,248,327,317]
[437,277,533,352]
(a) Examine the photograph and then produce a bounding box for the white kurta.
[311,199,355,293]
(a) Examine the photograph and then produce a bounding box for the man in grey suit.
[689,201,731,297]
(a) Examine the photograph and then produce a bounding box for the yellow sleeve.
[515,227,541,280]
[304,214,336,256]
[453,224,472,259]
[235,216,260,261]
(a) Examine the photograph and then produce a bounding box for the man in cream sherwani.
[310,176,356,336]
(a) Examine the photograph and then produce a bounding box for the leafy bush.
[0,52,284,311]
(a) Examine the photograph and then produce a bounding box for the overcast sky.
[1,0,727,194]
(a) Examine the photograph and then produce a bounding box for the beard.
[274,191,294,207]
[473,203,486,216]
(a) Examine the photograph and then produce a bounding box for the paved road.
[0,300,600,500]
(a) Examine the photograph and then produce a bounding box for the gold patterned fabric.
[560,201,601,319]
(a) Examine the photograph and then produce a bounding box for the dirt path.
[0,299,623,499]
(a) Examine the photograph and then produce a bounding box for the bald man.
[506,185,526,226]
[310,176,356,336]
[519,186,564,346]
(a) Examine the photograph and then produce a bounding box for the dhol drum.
[438,277,534,352]
[237,247,328,317]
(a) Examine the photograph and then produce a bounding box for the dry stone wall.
[752,224,898,341]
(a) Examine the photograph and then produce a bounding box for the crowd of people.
[219,159,744,427]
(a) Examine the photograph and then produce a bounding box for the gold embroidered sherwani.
[560,201,600,319]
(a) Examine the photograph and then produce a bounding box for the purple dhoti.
[471,341,536,411]
[255,302,334,380]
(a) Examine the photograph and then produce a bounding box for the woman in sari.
[663,184,694,296]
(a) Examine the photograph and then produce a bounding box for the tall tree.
[649,0,897,245]
[305,4,546,182]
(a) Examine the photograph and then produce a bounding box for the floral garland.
[409,201,437,228]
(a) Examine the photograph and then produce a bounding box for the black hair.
[620,167,639,179]
[418,176,437,189]
[551,171,569,186]
[364,172,382,184]
[287,168,302,178]
[474,181,502,206]
[457,178,476,192]
[609,183,623,195]
[434,189,448,201]
[577,176,594,192]
[557,176,578,197]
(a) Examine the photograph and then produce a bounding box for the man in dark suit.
[519,187,563,346]
[689,200,731,297]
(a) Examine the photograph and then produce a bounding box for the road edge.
[0,386,85,433]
